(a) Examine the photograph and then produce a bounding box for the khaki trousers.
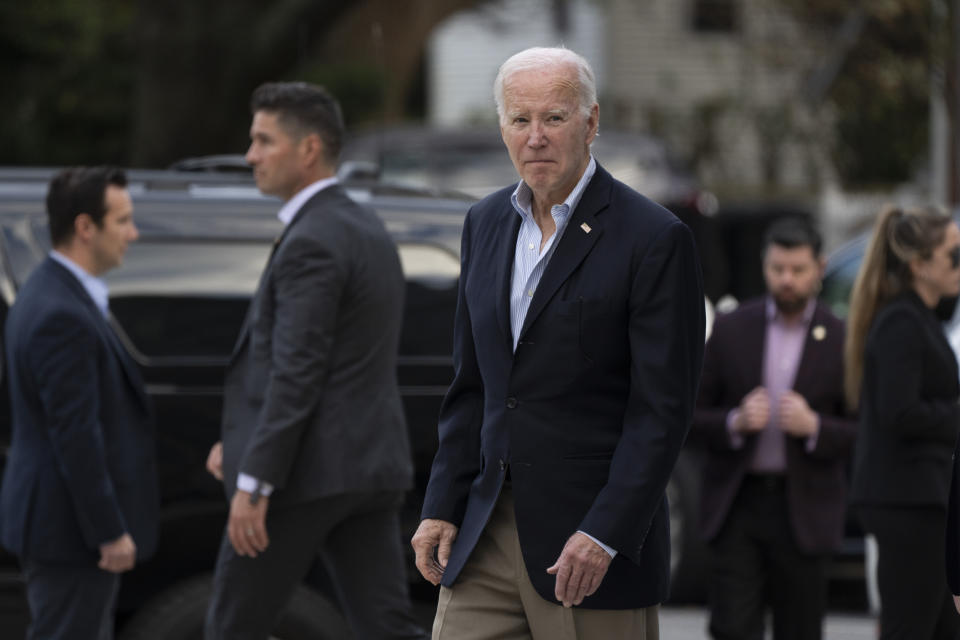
[432,488,658,640]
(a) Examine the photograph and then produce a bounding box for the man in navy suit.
[0,166,157,639]
[690,219,856,640]
[411,47,704,638]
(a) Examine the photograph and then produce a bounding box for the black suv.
[0,165,708,638]
[0,167,473,638]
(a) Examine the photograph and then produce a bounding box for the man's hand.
[206,441,224,481]
[954,594,960,615]
[546,532,612,607]
[411,518,459,585]
[778,390,818,437]
[99,533,137,573]
[735,387,770,433]
[227,490,270,557]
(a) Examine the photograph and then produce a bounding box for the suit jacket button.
[506,397,518,409]
[499,459,506,470]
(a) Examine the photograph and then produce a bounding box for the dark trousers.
[205,490,427,640]
[858,506,960,640]
[21,559,120,640]
[708,475,827,640]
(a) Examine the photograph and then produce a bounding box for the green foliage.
[783,0,940,187]
[831,57,929,186]
[296,62,387,128]
[0,1,136,164]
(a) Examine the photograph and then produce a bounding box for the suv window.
[106,240,461,361]
[107,241,270,359]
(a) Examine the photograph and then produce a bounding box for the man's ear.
[73,213,96,240]
[300,133,326,169]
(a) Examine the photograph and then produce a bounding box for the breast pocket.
[556,296,622,364]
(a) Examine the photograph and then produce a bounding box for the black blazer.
[851,291,960,510]
[691,298,856,553]
[0,258,158,565]
[421,165,705,609]
[220,184,413,508]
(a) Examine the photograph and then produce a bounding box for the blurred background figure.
[691,218,856,640]
[0,166,157,640]
[847,205,960,640]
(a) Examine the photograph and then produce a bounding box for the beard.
[772,291,809,316]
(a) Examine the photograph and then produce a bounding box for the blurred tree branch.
[778,0,944,188]
[0,0,486,166]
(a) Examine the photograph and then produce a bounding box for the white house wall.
[428,0,606,126]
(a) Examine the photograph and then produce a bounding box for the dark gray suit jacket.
[220,184,413,508]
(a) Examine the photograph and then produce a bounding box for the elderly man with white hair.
[411,46,705,639]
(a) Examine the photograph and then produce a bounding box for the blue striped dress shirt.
[509,156,596,350]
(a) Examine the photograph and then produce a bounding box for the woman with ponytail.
[846,205,960,638]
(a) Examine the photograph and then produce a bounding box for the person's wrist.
[248,481,266,505]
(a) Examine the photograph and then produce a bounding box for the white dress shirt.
[49,250,110,318]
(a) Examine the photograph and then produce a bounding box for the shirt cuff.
[804,414,821,453]
[726,409,744,449]
[578,531,617,558]
[237,472,274,496]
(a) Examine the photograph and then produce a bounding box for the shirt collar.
[510,156,597,223]
[49,250,110,317]
[277,176,339,227]
[765,296,817,325]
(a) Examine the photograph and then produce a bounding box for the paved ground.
[660,606,877,639]
[414,598,877,638]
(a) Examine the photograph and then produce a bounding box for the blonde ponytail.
[844,205,950,409]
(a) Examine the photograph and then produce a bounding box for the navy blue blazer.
[421,165,705,609]
[0,257,158,566]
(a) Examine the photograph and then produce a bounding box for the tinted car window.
[2,221,46,287]
[107,241,271,297]
[106,241,270,359]
[106,240,461,361]
[397,244,459,284]
[820,255,862,318]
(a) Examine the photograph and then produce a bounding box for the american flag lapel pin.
[580,222,592,234]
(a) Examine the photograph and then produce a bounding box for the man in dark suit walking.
[411,47,704,638]
[203,82,425,639]
[0,166,157,639]
[690,219,857,640]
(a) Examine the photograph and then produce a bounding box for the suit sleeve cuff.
[805,414,821,452]
[578,530,617,558]
[237,472,274,496]
[726,409,744,449]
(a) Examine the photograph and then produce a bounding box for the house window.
[692,0,738,32]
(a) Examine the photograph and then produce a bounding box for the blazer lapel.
[744,304,766,385]
[228,236,279,365]
[228,185,334,364]
[103,316,150,409]
[516,170,607,342]
[494,208,522,350]
[792,304,828,394]
[45,259,149,409]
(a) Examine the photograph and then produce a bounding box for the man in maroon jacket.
[690,218,857,640]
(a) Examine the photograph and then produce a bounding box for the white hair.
[493,46,597,124]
